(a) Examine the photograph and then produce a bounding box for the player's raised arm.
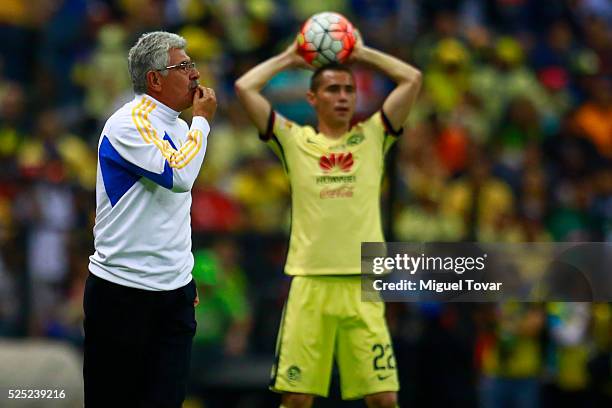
[234,40,309,134]
[350,35,422,132]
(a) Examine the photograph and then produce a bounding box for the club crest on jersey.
[319,152,353,173]
[287,365,301,382]
[347,132,364,146]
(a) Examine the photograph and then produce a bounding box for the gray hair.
[128,31,187,94]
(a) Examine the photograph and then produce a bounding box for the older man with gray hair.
[84,31,216,407]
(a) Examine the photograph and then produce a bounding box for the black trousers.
[83,273,197,408]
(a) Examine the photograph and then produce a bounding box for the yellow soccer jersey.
[261,110,400,275]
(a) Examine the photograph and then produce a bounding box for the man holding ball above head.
[84,31,216,408]
[235,13,421,408]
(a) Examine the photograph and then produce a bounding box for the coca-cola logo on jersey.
[320,185,354,199]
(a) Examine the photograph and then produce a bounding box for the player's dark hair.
[309,63,354,91]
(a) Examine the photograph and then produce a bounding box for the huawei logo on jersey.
[319,152,354,173]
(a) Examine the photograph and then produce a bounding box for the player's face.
[309,71,356,129]
[159,48,200,111]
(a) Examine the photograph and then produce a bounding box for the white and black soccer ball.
[297,12,357,67]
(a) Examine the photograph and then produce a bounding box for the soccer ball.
[297,12,357,67]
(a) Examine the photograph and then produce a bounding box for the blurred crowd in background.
[0,0,610,407]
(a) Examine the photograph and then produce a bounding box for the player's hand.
[193,286,199,307]
[348,29,365,63]
[282,37,314,70]
[192,85,217,121]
